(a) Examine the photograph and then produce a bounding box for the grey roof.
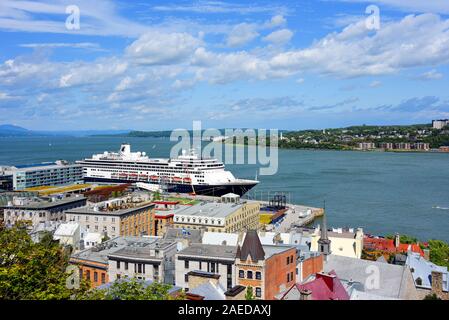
[108,239,176,261]
[177,243,237,260]
[324,255,418,299]
[406,252,448,291]
[174,201,244,218]
[163,227,203,243]
[66,202,154,216]
[262,244,296,259]
[2,196,86,210]
[70,236,161,265]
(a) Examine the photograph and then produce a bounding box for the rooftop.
[406,252,448,292]
[2,195,86,210]
[70,236,162,265]
[66,201,154,216]
[174,201,246,218]
[177,243,237,260]
[107,239,176,261]
[324,254,418,299]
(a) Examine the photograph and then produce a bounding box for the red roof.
[363,237,424,256]
[282,270,349,300]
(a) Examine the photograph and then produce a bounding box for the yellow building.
[310,226,364,259]
[173,199,260,233]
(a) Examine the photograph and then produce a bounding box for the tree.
[428,240,449,268]
[80,277,184,300]
[423,293,441,300]
[245,286,255,300]
[0,222,86,299]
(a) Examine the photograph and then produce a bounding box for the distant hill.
[0,124,131,137]
[0,124,34,136]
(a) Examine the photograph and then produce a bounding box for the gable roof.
[237,230,265,262]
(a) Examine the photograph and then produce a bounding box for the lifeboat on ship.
[173,177,183,183]
[139,174,148,180]
[150,175,159,181]
[183,177,192,183]
[129,173,138,180]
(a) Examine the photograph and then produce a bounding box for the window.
[94,272,98,282]
[101,273,106,284]
[185,260,189,269]
[256,271,261,280]
[239,270,244,278]
[116,261,120,269]
[247,271,253,279]
[125,262,128,270]
[286,257,290,265]
[185,274,189,283]
[86,270,90,281]
[255,287,261,297]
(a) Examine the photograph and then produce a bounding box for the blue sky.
[1,0,449,131]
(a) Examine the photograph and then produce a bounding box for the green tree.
[152,191,161,201]
[428,240,449,268]
[80,277,184,300]
[0,222,86,299]
[245,286,255,300]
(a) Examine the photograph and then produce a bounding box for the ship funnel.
[120,143,131,155]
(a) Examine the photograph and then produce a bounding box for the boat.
[77,143,259,196]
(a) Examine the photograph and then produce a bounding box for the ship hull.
[83,177,257,197]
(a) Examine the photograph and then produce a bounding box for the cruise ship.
[77,144,259,196]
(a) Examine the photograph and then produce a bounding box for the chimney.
[299,289,312,300]
[431,271,444,299]
[394,233,400,248]
[317,272,336,292]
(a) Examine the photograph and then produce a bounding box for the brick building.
[235,230,297,300]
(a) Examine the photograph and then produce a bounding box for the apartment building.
[1,195,86,227]
[175,243,237,291]
[0,161,83,191]
[65,198,155,238]
[107,238,177,284]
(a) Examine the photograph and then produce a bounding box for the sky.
[1,0,449,131]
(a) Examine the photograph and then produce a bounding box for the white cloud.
[415,69,444,80]
[263,29,293,44]
[126,31,202,65]
[369,80,382,87]
[265,14,287,28]
[226,23,259,47]
[268,14,449,77]
[20,42,102,50]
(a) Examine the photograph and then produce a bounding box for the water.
[1,136,449,242]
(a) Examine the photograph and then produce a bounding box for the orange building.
[151,201,178,236]
[70,257,108,288]
[298,252,324,282]
[235,230,297,300]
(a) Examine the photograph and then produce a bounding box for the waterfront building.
[323,255,418,299]
[356,142,375,150]
[107,237,177,284]
[235,230,297,300]
[405,252,449,300]
[175,243,238,291]
[432,119,449,129]
[0,161,83,191]
[65,195,155,238]
[173,195,260,233]
[413,142,430,151]
[152,201,180,237]
[1,195,86,228]
[280,271,349,300]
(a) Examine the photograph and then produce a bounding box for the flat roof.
[11,162,81,172]
[2,195,86,210]
[70,236,162,265]
[177,243,237,260]
[174,201,245,218]
[108,239,176,261]
[66,202,154,216]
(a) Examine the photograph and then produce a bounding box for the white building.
[432,119,449,129]
[53,222,81,249]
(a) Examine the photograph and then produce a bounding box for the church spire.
[318,205,331,259]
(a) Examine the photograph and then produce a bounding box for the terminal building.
[172,194,260,233]
[0,160,83,191]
